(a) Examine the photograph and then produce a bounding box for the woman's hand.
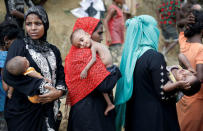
[38,86,63,104]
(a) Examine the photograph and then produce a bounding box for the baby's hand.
[80,70,87,79]
[178,80,190,90]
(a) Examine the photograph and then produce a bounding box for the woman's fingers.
[38,93,52,103]
[44,85,55,90]
[38,86,62,104]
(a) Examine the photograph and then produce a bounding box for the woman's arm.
[178,53,196,73]
[38,86,63,104]
[10,10,24,19]
[7,0,24,19]
[149,51,177,102]
[163,80,190,92]
[3,39,43,96]
[196,64,203,82]
[97,66,121,93]
[195,48,203,82]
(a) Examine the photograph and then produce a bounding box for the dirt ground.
[0,0,179,130]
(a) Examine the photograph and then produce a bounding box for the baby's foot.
[104,104,115,116]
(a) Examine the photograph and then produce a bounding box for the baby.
[163,64,200,101]
[70,29,120,116]
[6,56,51,103]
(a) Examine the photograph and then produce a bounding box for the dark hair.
[6,56,26,76]
[0,20,21,47]
[93,21,102,33]
[184,10,203,38]
[182,78,201,96]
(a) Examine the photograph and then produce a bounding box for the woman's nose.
[31,24,36,30]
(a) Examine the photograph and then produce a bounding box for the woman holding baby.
[65,17,121,131]
[3,6,66,131]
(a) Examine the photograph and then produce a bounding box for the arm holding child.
[178,53,196,74]
[163,80,190,92]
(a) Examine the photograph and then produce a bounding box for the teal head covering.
[115,15,160,131]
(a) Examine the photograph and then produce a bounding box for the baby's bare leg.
[8,87,14,99]
[103,93,115,116]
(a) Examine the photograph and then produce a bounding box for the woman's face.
[91,24,103,43]
[25,14,45,40]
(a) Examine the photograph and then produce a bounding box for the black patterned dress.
[3,39,66,131]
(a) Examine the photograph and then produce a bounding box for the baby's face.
[174,69,196,83]
[72,30,91,48]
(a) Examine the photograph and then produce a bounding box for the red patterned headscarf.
[65,17,109,106]
[73,17,100,35]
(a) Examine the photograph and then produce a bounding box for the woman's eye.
[26,23,31,26]
[36,22,42,26]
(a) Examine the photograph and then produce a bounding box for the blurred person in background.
[157,0,181,56]
[104,0,125,66]
[0,20,22,131]
[4,0,34,29]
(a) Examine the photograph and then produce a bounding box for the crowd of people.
[0,0,203,131]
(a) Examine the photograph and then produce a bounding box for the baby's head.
[70,29,91,48]
[6,56,30,76]
[172,67,201,96]
[172,68,197,84]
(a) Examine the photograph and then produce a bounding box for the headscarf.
[65,17,110,106]
[73,17,100,35]
[115,15,160,131]
[24,6,50,54]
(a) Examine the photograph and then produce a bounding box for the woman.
[115,15,181,131]
[176,10,203,131]
[3,6,66,131]
[0,20,22,131]
[65,17,121,131]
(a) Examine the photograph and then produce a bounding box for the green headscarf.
[115,15,160,131]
